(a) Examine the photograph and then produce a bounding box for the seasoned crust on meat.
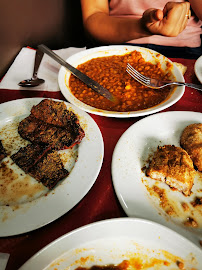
[0,140,7,162]
[18,115,75,150]
[11,144,50,173]
[180,123,202,172]
[11,144,69,189]
[29,151,69,189]
[146,145,196,196]
[31,99,71,127]
[18,99,85,150]
[31,99,82,129]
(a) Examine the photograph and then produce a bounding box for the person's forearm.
[83,12,151,44]
[189,0,202,20]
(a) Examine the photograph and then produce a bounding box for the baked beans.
[69,50,174,112]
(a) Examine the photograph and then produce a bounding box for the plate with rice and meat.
[111,111,202,247]
[0,98,104,236]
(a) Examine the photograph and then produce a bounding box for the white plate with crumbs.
[58,45,185,118]
[111,111,202,246]
[0,98,104,236]
[19,218,202,270]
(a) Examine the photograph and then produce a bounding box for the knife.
[38,44,119,104]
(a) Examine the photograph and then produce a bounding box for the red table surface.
[0,58,201,270]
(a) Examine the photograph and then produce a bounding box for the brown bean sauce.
[69,50,174,112]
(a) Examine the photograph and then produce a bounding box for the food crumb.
[184,217,198,228]
[191,197,202,207]
[181,202,190,212]
[176,260,185,269]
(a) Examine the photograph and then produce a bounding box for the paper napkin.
[0,253,9,270]
[0,47,86,91]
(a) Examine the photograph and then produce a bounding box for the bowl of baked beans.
[58,46,185,118]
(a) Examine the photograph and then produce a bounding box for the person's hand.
[142,1,190,37]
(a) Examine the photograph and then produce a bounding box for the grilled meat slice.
[11,144,69,189]
[18,100,85,150]
[31,99,76,127]
[180,123,202,172]
[0,140,7,162]
[31,99,85,145]
[18,115,45,142]
[31,99,68,127]
[146,145,196,196]
[29,151,69,189]
[18,115,81,149]
[18,115,73,149]
[11,144,50,173]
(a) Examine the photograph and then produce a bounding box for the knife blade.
[38,44,119,104]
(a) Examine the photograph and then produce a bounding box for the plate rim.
[194,55,202,84]
[19,217,202,270]
[58,45,185,118]
[0,97,104,236]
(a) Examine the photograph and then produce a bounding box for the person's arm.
[80,0,150,44]
[81,0,191,44]
[189,0,202,20]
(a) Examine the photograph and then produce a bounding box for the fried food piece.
[0,140,7,162]
[180,123,202,171]
[29,151,69,189]
[146,145,196,196]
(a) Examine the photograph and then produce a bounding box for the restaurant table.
[0,57,201,270]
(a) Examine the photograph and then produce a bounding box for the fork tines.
[126,63,150,85]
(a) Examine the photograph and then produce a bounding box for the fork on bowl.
[126,63,202,91]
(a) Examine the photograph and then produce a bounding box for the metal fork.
[126,63,202,91]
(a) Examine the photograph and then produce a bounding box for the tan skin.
[80,0,202,44]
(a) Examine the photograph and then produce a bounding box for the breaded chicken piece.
[146,145,195,196]
[180,123,202,172]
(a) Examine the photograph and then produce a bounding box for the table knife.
[38,44,118,103]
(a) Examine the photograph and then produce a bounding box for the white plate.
[194,55,202,84]
[0,98,104,236]
[58,45,185,118]
[112,111,202,246]
[19,218,202,270]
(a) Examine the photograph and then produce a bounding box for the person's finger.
[163,1,190,19]
[181,8,191,32]
[163,2,190,36]
[155,9,163,21]
[177,2,191,32]
[143,9,162,24]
